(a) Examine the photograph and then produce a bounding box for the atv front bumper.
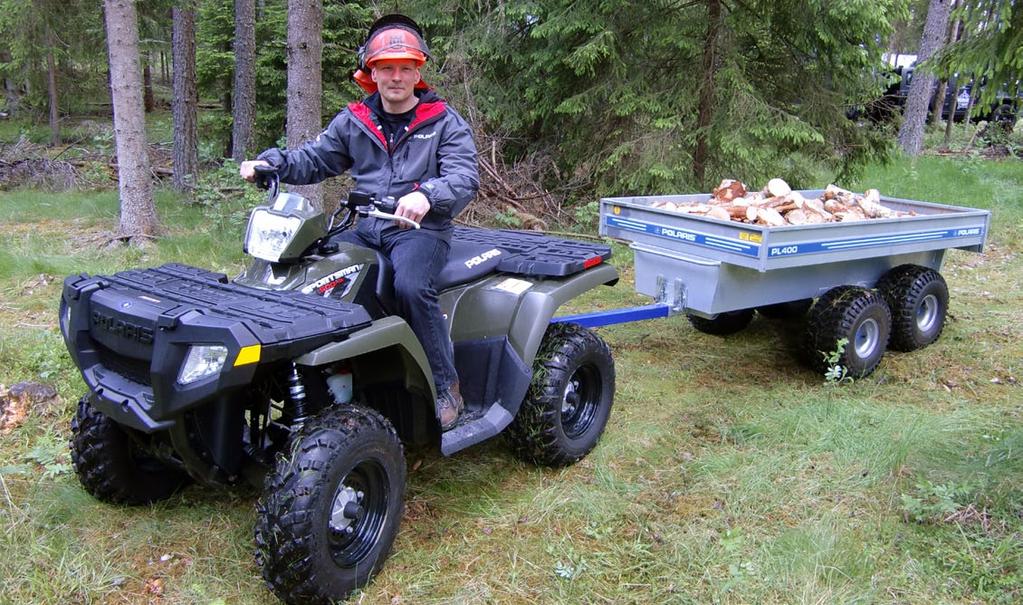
[61,264,372,432]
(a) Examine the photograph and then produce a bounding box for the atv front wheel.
[70,396,190,505]
[255,405,405,605]
[506,323,615,466]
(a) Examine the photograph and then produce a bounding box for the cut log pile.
[651,179,916,227]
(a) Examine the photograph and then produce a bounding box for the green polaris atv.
[60,171,619,604]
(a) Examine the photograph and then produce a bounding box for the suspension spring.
[284,363,309,423]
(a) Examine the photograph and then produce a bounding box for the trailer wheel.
[757,299,813,320]
[687,309,755,335]
[805,286,891,378]
[506,323,615,467]
[876,265,948,352]
[70,396,190,505]
[255,405,405,605]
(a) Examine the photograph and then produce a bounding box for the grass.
[0,154,1021,604]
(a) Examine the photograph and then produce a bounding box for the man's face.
[371,59,421,106]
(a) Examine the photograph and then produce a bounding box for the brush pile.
[650,179,915,227]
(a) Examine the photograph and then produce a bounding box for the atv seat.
[435,240,504,291]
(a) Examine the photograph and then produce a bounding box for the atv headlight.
[178,345,228,385]
[245,209,302,263]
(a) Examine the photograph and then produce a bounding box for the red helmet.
[354,14,432,93]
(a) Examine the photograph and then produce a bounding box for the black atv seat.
[436,240,504,290]
[375,228,613,298]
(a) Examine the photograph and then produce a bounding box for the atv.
[60,169,619,604]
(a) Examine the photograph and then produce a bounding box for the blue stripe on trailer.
[766,225,986,257]
[605,215,759,257]
[551,303,673,328]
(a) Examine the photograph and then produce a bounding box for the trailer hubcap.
[561,365,600,439]
[916,294,939,332]
[327,461,388,567]
[854,318,880,358]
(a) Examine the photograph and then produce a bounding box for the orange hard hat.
[354,14,432,93]
[364,27,428,67]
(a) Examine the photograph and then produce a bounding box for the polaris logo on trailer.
[465,249,502,268]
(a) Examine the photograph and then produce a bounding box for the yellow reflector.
[234,344,261,366]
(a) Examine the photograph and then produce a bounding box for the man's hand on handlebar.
[240,160,272,182]
[395,191,430,229]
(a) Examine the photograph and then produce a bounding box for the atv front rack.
[62,263,373,431]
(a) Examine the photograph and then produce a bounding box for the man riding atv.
[241,14,479,431]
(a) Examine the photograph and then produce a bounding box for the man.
[240,14,479,430]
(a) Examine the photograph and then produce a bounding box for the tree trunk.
[45,25,60,146]
[928,10,960,125]
[172,2,198,194]
[160,50,167,84]
[232,0,257,162]
[286,0,323,209]
[223,90,233,158]
[104,0,158,238]
[943,73,958,146]
[897,0,953,156]
[692,0,722,187]
[143,57,155,113]
[1,49,17,116]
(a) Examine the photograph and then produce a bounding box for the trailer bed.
[599,190,991,316]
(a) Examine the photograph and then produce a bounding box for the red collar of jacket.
[348,98,447,151]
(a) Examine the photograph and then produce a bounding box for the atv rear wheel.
[69,396,190,505]
[255,405,405,605]
[876,265,948,352]
[506,323,615,467]
[687,309,756,335]
[805,286,891,378]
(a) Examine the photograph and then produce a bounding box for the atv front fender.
[295,316,436,401]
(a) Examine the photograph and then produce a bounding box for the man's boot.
[436,382,464,431]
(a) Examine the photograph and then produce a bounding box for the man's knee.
[393,273,433,304]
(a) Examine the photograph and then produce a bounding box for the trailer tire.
[506,323,615,467]
[876,265,948,352]
[757,299,813,320]
[256,405,405,605]
[687,309,755,335]
[805,286,891,378]
[70,396,190,505]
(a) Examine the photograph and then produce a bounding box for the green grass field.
[0,155,1020,604]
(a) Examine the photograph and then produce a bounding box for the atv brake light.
[246,209,303,262]
[583,256,603,269]
[178,345,228,385]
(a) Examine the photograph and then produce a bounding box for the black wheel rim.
[561,364,601,440]
[327,459,389,567]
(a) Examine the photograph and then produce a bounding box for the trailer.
[572,189,991,377]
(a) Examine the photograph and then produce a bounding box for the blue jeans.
[335,224,459,393]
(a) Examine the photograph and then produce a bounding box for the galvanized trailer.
[574,190,991,377]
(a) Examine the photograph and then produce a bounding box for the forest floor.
[0,135,1021,602]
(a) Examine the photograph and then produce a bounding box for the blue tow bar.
[550,303,673,328]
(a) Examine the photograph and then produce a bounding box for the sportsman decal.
[301,264,365,297]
